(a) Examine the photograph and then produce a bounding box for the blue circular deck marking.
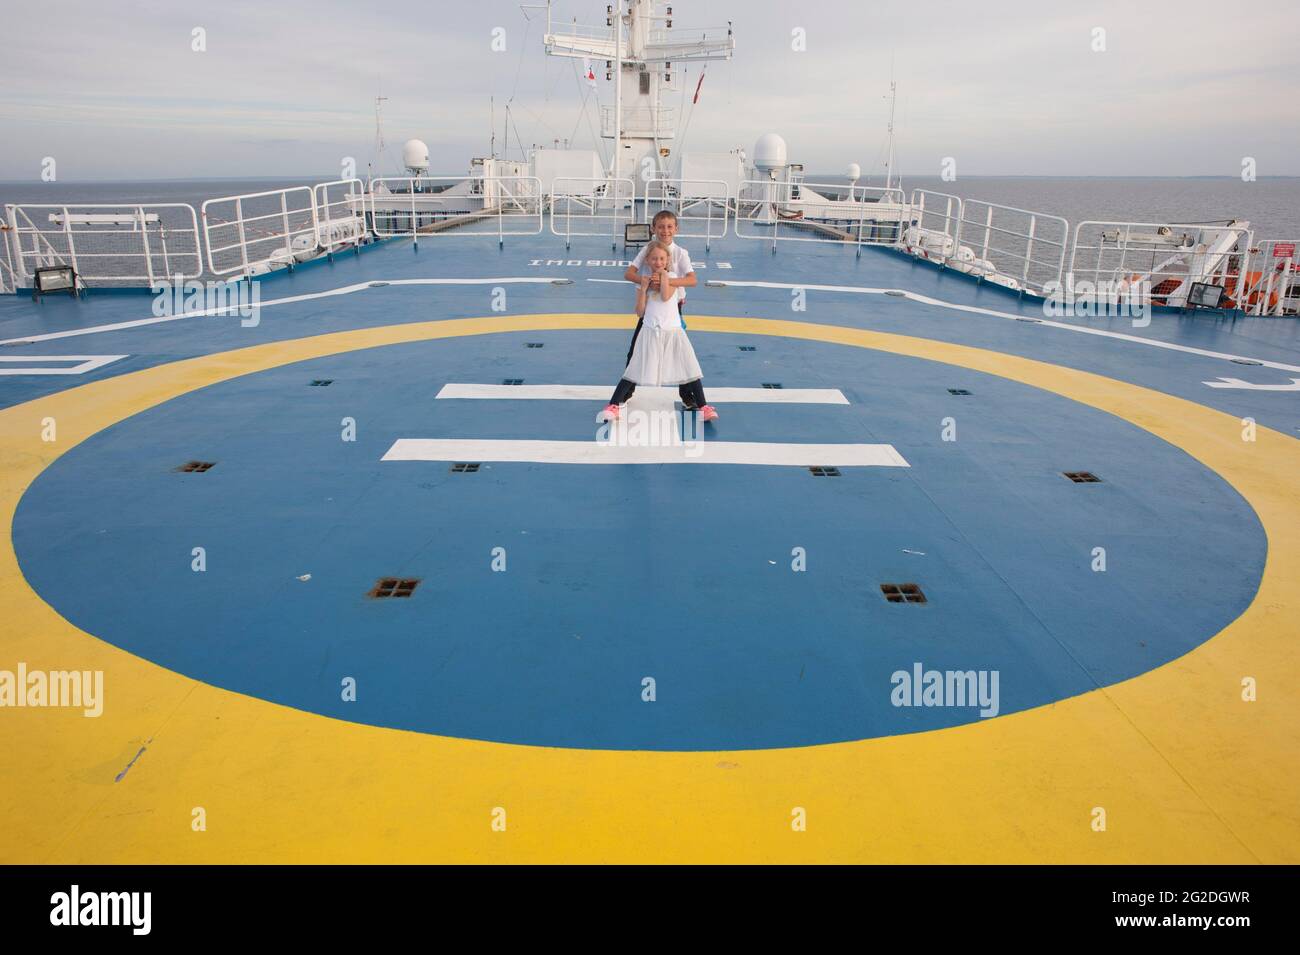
[14,331,1266,750]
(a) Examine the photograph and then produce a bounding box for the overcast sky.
[1,0,1295,181]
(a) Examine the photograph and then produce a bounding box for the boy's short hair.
[651,210,678,227]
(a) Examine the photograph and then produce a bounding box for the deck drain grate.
[368,281,390,288]
[738,345,757,351]
[1015,317,1042,323]
[1063,471,1102,483]
[1230,358,1262,366]
[175,461,216,473]
[450,462,481,473]
[368,577,420,599]
[502,378,524,385]
[525,342,545,348]
[885,289,907,297]
[309,379,333,386]
[808,466,841,477]
[881,582,927,604]
[762,382,783,389]
[947,388,972,395]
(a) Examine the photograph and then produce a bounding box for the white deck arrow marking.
[1202,377,1300,391]
[0,355,128,375]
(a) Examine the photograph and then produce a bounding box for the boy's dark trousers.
[623,300,700,406]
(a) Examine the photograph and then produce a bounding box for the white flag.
[583,58,597,89]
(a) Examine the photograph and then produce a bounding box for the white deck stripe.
[434,383,849,404]
[1203,377,1300,391]
[0,277,563,346]
[9,268,1291,375]
[704,279,1300,374]
[0,355,128,376]
[382,438,909,467]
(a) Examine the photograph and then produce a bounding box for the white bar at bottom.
[382,438,910,467]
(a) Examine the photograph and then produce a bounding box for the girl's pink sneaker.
[596,403,620,423]
[700,405,719,422]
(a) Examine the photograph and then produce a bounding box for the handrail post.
[235,197,250,278]
[7,205,26,287]
[138,206,155,288]
[280,191,292,264]
[1023,216,1036,288]
[411,180,418,251]
[62,206,80,275]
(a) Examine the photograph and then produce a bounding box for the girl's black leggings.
[610,377,707,409]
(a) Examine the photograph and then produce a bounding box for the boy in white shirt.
[622,210,697,365]
[598,239,716,423]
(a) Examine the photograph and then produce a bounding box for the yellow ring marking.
[1,314,1296,863]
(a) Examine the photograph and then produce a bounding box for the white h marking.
[382,384,910,468]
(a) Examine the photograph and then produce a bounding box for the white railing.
[369,175,543,245]
[905,190,964,264]
[202,186,317,277]
[954,199,1068,294]
[735,179,907,248]
[0,225,17,294]
[548,176,636,249]
[1239,238,1299,316]
[637,177,730,248]
[312,178,367,253]
[6,203,203,288]
[1069,221,1252,309]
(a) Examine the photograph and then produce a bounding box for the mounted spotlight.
[33,265,78,297]
[1187,282,1226,309]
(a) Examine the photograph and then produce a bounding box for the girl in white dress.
[597,240,717,423]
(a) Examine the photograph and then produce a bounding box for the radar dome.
[753,134,788,174]
[402,139,430,174]
[847,162,861,181]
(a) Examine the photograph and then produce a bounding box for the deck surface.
[1,232,1297,863]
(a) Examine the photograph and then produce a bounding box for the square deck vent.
[881,583,926,604]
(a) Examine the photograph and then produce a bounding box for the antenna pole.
[612,1,623,180]
[373,94,388,180]
[490,96,496,159]
[884,80,897,192]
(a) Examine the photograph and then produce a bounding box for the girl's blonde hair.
[644,238,671,262]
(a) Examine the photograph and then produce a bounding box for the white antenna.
[883,78,897,192]
[372,94,388,181]
[612,1,622,179]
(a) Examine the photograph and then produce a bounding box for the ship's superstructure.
[1,0,1293,313]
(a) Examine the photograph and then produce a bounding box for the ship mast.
[370,95,388,185]
[884,80,897,193]
[543,0,734,181]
